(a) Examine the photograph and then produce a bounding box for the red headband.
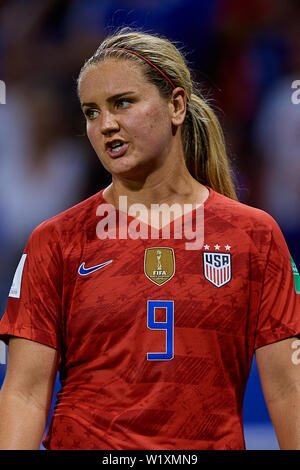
[95,47,176,89]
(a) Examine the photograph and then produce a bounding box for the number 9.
[147,300,174,361]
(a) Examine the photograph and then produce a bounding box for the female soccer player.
[0,28,299,450]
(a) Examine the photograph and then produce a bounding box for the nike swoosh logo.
[78,260,113,276]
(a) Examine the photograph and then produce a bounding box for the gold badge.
[144,247,175,286]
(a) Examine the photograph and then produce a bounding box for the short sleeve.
[254,217,300,350]
[0,221,63,351]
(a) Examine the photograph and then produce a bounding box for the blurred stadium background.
[0,0,299,450]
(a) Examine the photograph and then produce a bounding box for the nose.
[99,110,120,135]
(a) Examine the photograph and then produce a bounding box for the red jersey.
[0,188,299,450]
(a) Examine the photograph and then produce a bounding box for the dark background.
[0,0,299,445]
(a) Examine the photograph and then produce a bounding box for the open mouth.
[106,140,129,158]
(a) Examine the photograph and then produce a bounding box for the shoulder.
[206,189,287,257]
[25,190,105,251]
[207,188,280,232]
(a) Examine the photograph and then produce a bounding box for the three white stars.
[203,244,231,251]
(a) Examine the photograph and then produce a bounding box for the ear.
[168,87,187,126]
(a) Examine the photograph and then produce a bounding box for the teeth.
[111,142,123,150]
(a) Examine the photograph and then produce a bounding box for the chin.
[110,158,153,181]
[112,167,145,182]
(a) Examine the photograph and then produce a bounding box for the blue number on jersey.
[147,300,174,361]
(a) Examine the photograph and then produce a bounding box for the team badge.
[203,252,231,287]
[144,247,175,286]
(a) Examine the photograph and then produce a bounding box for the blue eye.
[85,109,99,120]
[117,99,130,109]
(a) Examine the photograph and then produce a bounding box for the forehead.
[79,58,152,100]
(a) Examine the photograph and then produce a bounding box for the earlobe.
[170,87,187,126]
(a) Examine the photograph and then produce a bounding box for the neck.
[103,152,208,210]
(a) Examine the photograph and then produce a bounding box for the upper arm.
[1,337,59,412]
[255,336,300,403]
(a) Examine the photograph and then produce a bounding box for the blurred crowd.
[0,0,299,312]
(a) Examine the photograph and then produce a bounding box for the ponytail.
[183,93,238,200]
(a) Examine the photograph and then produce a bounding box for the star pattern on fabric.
[54,439,64,449]
[72,439,81,449]
[64,425,74,436]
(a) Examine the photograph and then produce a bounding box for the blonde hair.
[78,28,238,200]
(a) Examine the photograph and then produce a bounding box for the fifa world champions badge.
[144,247,175,286]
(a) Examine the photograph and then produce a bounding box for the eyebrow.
[81,91,136,108]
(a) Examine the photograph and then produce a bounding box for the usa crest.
[144,247,175,286]
[203,252,231,287]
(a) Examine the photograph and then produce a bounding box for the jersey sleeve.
[0,220,63,351]
[254,216,300,350]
